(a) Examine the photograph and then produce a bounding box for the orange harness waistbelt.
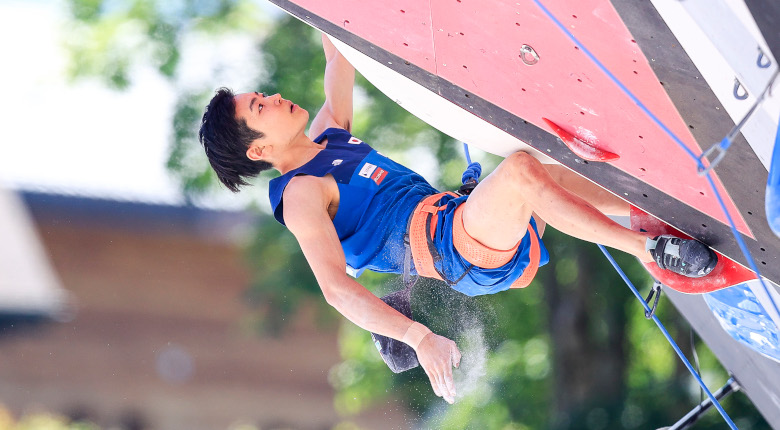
[408,192,541,288]
[408,192,458,282]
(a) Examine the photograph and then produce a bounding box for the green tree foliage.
[0,402,99,430]
[63,2,770,429]
[65,0,262,89]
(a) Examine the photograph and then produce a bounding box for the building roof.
[0,187,259,319]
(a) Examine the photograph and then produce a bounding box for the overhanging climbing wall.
[266,0,780,425]
[269,0,779,287]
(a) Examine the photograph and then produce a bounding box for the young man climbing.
[198,34,717,404]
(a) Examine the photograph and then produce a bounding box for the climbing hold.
[705,281,780,363]
[630,206,754,294]
[542,117,620,162]
[520,44,539,66]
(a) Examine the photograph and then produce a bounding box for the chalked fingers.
[452,342,462,368]
[417,332,458,403]
[426,369,442,397]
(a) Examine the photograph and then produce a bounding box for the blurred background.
[0,0,771,429]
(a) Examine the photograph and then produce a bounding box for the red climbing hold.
[543,117,620,162]
[630,206,755,294]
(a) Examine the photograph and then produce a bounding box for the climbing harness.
[408,191,471,284]
[406,143,541,288]
[405,190,542,289]
[370,150,485,372]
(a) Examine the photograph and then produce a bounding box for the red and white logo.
[371,168,387,185]
[348,137,363,145]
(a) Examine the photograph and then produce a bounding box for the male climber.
[198,34,717,404]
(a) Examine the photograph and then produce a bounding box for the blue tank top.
[268,128,438,277]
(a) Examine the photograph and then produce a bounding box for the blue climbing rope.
[599,246,738,429]
[461,162,482,186]
[463,142,473,165]
[766,117,780,235]
[460,143,482,195]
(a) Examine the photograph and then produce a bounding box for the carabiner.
[697,137,730,176]
[644,281,663,319]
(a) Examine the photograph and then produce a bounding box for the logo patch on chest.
[332,159,343,166]
[358,163,377,178]
[358,163,387,185]
[348,137,363,145]
[371,167,387,185]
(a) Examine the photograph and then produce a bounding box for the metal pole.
[664,378,741,430]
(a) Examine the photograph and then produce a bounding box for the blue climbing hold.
[704,281,780,363]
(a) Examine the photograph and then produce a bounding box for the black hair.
[199,87,272,192]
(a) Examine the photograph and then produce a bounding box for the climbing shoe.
[648,235,718,278]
